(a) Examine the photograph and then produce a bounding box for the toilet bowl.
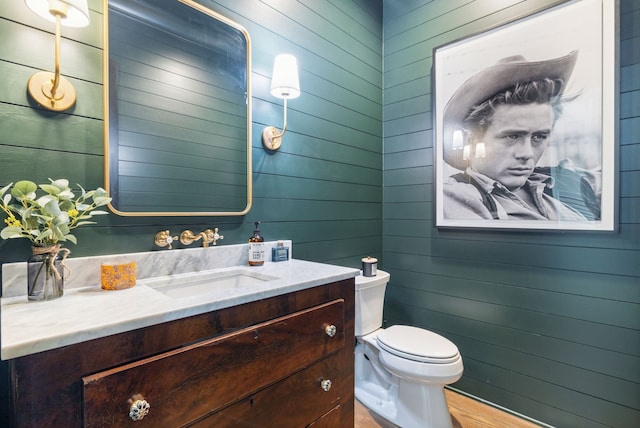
[354,270,463,428]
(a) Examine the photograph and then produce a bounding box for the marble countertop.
[1,258,359,360]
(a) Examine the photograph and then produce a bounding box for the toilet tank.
[354,270,390,337]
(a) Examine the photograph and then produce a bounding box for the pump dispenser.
[248,221,265,266]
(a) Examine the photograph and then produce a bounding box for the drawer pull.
[320,379,332,392]
[129,397,150,421]
[324,324,337,337]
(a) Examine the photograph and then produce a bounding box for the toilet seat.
[376,325,460,364]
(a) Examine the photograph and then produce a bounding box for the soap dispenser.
[248,221,265,266]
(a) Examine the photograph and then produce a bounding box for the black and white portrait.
[433,0,616,231]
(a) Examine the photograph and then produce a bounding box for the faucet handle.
[206,228,224,246]
[154,230,178,249]
[200,228,224,247]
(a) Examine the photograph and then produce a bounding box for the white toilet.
[354,270,463,428]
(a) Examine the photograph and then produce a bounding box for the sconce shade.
[25,0,90,27]
[462,144,471,161]
[270,54,300,99]
[451,130,464,150]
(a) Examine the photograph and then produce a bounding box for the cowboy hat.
[442,50,578,170]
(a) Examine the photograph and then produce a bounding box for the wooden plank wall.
[0,0,382,419]
[0,0,383,266]
[382,0,639,427]
[108,5,249,213]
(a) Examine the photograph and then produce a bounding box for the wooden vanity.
[5,276,355,427]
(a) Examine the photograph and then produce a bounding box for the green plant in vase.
[1,179,112,301]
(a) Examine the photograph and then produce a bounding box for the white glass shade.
[270,54,300,99]
[462,144,471,161]
[451,130,464,150]
[25,0,91,28]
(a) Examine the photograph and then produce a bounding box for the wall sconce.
[25,0,91,111]
[262,54,300,151]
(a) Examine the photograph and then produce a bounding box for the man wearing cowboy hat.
[442,51,591,221]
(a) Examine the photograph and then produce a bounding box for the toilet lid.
[376,325,460,364]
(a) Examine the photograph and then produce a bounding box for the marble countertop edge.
[2,259,359,360]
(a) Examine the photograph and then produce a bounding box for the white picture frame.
[433,0,617,231]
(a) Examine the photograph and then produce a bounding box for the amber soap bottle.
[248,221,265,266]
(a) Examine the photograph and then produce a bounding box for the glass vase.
[27,245,70,302]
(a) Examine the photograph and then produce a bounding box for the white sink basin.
[140,269,279,299]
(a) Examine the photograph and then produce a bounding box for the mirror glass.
[104,0,251,216]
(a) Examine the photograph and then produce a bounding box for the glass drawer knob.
[129,398,150,421]
[320,379,332,392]
[325,324,337,337]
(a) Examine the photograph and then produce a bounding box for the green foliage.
[0,179,112,246]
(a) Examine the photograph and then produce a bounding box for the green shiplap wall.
[0,1,382,419]
[0,0,383,266]
[382,1,639,427]
[108,5,249,213]
[3,0,638,426]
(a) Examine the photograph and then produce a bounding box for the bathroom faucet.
[179,228,224,248]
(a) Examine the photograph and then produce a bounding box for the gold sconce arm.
[27,13,77,111]
[25,0,90,111]
[262,97,288,151]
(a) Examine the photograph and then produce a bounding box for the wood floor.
[355,389,541,428]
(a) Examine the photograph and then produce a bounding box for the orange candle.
[101,262,136,290]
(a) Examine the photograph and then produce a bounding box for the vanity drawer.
[307,405,343,428]
[82,299,345,427]
[191,354,345,427]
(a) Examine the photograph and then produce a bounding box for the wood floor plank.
[355,389,542,427]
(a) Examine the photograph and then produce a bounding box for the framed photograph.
[433,0,617,231]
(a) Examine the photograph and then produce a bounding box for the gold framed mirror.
[103,0,251,216]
